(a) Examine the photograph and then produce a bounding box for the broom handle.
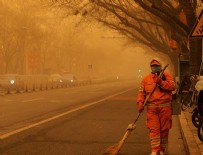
[116,130,131,151]
[132,64,169,125]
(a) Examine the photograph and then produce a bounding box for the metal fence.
[0,74,92,95]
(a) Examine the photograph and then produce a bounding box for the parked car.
[0,74,19,94]
[48,74,64,88]
[61,73,77,86]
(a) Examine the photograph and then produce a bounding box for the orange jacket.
[137,71,175,105]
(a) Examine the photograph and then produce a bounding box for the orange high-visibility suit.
[137,71,175,153]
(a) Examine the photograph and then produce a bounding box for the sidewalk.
[168,115,186,155]
[179,111,203,155]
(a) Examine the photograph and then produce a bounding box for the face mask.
[151,66,161,73]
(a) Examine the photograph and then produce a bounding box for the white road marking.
[49,100,60,103]
[22,98,44,103]
[2,99,14,102]
[0,87,135,139]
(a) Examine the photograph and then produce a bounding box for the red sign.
[169,39,178,50]
[28,52,38,68]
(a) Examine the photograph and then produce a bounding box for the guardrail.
[0,75,92,95]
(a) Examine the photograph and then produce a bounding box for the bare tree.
[0,3,21,73]
[45,0,201,75]
[0,0,56,74]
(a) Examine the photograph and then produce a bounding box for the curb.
[178,111,201,155]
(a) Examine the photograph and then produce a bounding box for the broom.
[103,64,169,155]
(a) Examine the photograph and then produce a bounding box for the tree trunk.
[168,52,179,76]
[189,39,202,75]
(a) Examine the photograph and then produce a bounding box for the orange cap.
[150,59,162,66]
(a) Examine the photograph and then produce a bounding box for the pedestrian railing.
[0,74,92,95]
[0,74,134,96]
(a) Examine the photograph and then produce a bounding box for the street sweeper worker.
[137,58,175,155]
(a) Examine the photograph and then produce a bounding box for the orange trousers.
[146,103,172,153]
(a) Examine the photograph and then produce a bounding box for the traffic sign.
[190,10,203,38]
[88,64,92,69]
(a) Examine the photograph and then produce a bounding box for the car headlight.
[10,80,15,85]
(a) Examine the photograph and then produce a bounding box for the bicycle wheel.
[188,92,198,113]
[192,109,200,128]
[181,93,193,111]
[198,120,203,142]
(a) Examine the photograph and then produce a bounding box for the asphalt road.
[0,80,186,155]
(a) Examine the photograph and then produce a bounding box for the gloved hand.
[127,123,136,130]
[155,76,163,85]
[137,102,144,113]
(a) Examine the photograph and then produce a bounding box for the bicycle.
[180,89,198,112]
[180,75,199,112]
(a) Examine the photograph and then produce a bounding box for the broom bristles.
[103,144,120,155]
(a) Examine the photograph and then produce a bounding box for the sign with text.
[190,10,203,37]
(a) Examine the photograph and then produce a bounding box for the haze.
[0,0,174,79]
